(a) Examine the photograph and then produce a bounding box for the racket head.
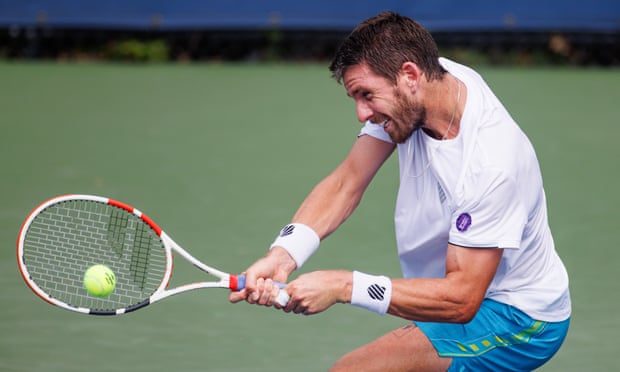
[17,195,171,315]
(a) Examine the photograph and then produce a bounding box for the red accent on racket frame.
[108,198,163,236]
[108,199,134,213]
[140,213,162,236]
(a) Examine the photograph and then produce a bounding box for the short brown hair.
[329,11,446,84]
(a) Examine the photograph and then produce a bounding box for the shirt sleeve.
[449,168,527,249]
[358,121,394,144]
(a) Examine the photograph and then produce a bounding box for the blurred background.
[1,0,619,65]
[1,1,619,372]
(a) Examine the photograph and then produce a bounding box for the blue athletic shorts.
[415,299,570,372]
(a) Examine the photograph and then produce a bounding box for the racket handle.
[232,275,290,306]
[234,274,287,291]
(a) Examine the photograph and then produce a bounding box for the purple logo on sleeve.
[456,213,472,232]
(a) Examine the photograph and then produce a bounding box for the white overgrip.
[275,289,290,306]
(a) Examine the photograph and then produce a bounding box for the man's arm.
[281,244,503,320]
[291,134,395,239]
[388,244,503,322]
[229,135,395,305]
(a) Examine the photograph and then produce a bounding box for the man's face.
[343,63,425,144]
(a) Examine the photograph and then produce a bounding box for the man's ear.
[400,62,422,93]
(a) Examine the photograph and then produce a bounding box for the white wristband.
[270,223,320,268]
[350,271,392,315]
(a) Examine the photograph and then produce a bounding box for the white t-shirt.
[359,58,571,322]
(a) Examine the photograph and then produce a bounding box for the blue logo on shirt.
[456,213,472,232]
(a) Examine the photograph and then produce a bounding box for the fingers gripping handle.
[231,275,290,306]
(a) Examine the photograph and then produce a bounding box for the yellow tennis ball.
[83,264,116,298]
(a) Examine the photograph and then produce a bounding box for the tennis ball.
[83,264,116,298]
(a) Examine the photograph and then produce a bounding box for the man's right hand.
[229,246,296,306]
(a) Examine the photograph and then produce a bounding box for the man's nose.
[356,101,373,123]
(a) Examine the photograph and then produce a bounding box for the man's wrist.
[350,271,392,315]
[267,246,298,274]
[270,223,320,269]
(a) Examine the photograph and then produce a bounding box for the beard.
[386,89,426,144]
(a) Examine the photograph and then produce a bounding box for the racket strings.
[22,200,167,311]
[129,222,154,292]
[108,208,130,258]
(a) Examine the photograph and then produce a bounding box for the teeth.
[371,119,390,128]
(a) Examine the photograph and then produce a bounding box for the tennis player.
[230,11,571,371]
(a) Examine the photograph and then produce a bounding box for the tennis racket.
[17,194,290,315]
